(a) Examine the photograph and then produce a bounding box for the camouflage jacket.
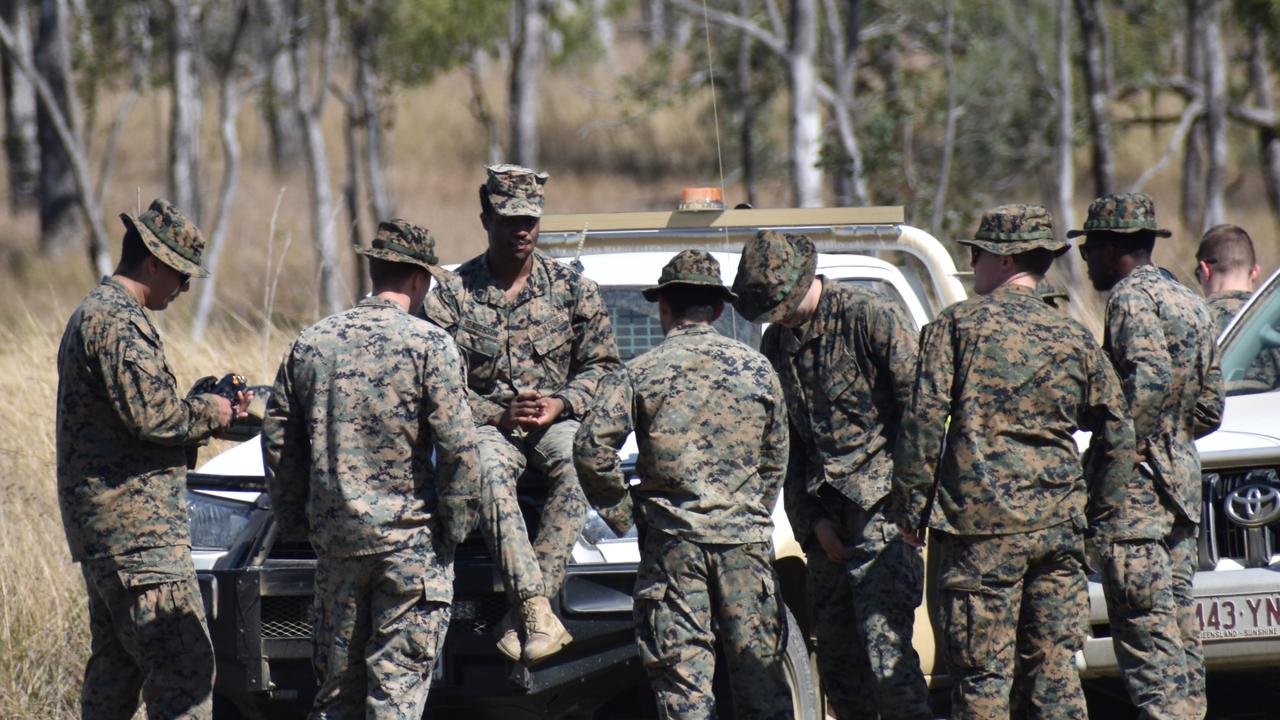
[262,297,481,578]
[1206,289,1251,336]
[760,280,917,547]
[888,283,1136,537]
[56,277,223,561]
[1103,264,1224,531]
[423,250,621,424]
[574,323,788,545]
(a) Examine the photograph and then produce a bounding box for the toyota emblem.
[1223,483,1280,529]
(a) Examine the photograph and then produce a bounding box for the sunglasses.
[969,246,982,266]
[1078,244,1096,261]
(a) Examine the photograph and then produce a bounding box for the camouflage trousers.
[78,544,214,720]
[475,420,588,602]
[806,500,931,720]
[935,522,1089,720]
[310,545,452,720]
[1100,521,1203,720]
[633,532,791,720]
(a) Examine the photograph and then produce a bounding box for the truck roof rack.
[538,206,966,311]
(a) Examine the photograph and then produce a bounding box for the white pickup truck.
[187,203,1280,719]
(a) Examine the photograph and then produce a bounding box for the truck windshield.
[1220,277,1280,396]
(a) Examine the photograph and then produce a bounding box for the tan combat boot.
[494,607,521,661]
[520,596,572,665]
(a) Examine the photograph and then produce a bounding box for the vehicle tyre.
[782,606,823,720]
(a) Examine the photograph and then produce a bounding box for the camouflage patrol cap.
[119,199,209,278]
[1066,192,1172,239]
[960,204,1068,256]
[483,163,549,217]
[731,230,817,323]
[642,249,737,302]
[355,219,443,278]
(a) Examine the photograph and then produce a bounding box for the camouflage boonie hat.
[1066,192,1172,239]
[731,230,817,323]
[960,204,1068,256]
[642,249,737,302]
[483,163,549,217]
[355,219,443,278]
[119,199,209,278]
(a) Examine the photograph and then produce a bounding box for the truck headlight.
[187,491,254,550]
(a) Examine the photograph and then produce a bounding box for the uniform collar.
[666,322,716,340]
[103,276,161,341]
[474,250,550,306]
[356,295,405,312]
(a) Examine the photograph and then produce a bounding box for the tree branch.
[667,0,787,56]
[1130,98,1205,192]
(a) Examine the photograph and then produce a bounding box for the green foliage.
[375,0,513,85]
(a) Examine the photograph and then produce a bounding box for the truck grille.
[1203,468,1280,568]
[262,595,314,639]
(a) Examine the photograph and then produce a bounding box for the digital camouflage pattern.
[888,283,1135,537]
[120,198,211,278]
[423,250,620,604]
[759,279,929,719]
[474,421,586,600]
[763,280,918,532]
[641,249,737,301]
[310,546,452,720]
[731,230,818,324]
[1035,278,1072,310]
[423,250,620,426]
[632,534,790,720]
[965,203,1068,255]
[804,504,930,720]
[934,523,1089,720]
[354,218,441,273]
[1101,263,1224,535]
[573,323,788,544]
[1100,263,1224,720]
[888,275,1135,720]
[79,545,215,720]
[1067,192,1173,238]
[483,163,549,217]
[1206,289,1251,335]
[262,295,481,568]
[574,317,790,719]
[57,277,223,561]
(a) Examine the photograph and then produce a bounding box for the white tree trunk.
[509,0,544,167]
[1,0,38,209]
[822,0,867,206]
[1201,0,1226,230]
[931,0,958,239]
[259,0,302,172]
[1181,0,1206,229]
[468,49,503,166]
[292,0,342,316]
[789,0,822,207]
[356,51,391,222]
[1055,0,1084,289]
[168,0,203,222]
[35,0,82,255]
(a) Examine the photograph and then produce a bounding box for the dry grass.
[3,27,1280,719]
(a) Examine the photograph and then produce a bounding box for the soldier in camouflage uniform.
[56,199,248,720]
[731,230,931,720]
[1195,223,1260,335]
[262,220,481,719]
[1073,193,1225,720]
[889,205,1136,720]
[423,164,621,664]
[574,250,792,720]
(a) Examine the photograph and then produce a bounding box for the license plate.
[1196,593,1280,640]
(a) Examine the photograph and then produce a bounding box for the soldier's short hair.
[478,186,495,218]
[368,257,426,287]
[1011,248,1055,277]
[1197,224,1256,274]
[117,226,151,272]
[660,284,722,323]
